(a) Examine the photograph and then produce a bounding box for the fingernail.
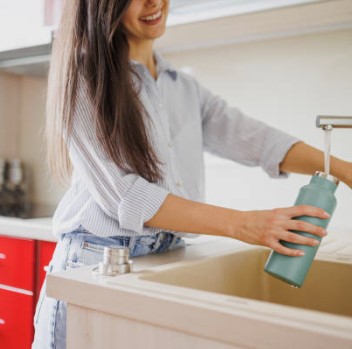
[322,229,328,236]
[298,251,305,256]
[312,240,320,246]
[323,211,330,218]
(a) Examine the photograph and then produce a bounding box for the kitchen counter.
[0,216,54,241]
[47,229,352,349]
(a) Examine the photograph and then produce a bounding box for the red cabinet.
[0,288,34,349]
[0,236,35,290]
[0,236,56,349]
[0,236,35,349]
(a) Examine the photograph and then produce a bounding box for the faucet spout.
[316,115,352,129]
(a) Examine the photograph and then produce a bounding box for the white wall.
[0,0,49,51]
[0,73,65,207]
[0,28,351,230]
[17,75,65,206]
[164,29,352,230]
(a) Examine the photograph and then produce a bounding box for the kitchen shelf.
[0,43,50,77]
[167,0,321,26]
[0,0,351,76]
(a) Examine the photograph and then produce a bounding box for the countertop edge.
[0,216,55,241]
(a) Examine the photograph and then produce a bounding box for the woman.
[33,0,352,348]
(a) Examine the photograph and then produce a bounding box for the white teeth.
[140,10,162,21]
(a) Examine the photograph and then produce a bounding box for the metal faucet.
[316,115,352,130]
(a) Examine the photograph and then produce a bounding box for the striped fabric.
[53,53,299,238]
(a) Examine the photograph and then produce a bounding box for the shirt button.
[168,142,172,148]
[175,181,182,187]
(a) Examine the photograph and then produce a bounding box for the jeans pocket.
[77,242,105,266]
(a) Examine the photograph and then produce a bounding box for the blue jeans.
[32,228,184,349]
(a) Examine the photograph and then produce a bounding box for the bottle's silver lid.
[314,171,339,185]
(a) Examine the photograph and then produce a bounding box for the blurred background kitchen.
[0,1,351,348]
[0,0,351,223]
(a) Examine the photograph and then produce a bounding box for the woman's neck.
[129,40,157,79]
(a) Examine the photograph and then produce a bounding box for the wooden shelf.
[0,43,51,77]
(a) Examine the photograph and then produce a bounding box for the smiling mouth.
[139,9,162,22]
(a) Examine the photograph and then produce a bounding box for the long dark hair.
[46,0,162,185]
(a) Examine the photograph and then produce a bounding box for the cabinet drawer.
[0,236,35,291]
[0,287,34,349]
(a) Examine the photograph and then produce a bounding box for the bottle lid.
[314,171,339,185]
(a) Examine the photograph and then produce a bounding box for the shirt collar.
[130,52,178,80]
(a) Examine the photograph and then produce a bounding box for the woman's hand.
[233,205,329,256]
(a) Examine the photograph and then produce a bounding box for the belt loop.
[128,235,137,253]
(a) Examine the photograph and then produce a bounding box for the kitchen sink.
[49,235,352,349]
[141,247,352,318]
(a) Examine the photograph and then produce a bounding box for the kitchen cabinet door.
[0,236,35,290]
[0,287,34,349]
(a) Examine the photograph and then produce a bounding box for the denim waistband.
[60,228,179,256]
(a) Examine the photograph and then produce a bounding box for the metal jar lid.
[103,246,130,265]
[92,246,133,277]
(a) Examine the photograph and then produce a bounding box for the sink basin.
[141,247,352,319]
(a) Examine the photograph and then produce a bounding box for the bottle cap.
[314,171,339,185]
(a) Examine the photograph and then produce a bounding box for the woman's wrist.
[331,157,352,188]
[222,209,246,240]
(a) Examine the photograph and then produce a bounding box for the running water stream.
[324,125,332,175]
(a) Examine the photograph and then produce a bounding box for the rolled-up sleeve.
[68,85,169,234]
[196,82,300,178]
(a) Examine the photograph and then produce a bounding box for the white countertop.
[0,216,55,241]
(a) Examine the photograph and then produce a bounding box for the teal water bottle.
[264,171,339,288]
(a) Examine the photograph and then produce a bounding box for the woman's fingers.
[286,220,327,238]
[270,241,304,257]
[284,205,330,220]
[238,207,329,256]
[282,231,320,247]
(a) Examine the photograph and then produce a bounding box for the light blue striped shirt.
[53,53,299,238]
